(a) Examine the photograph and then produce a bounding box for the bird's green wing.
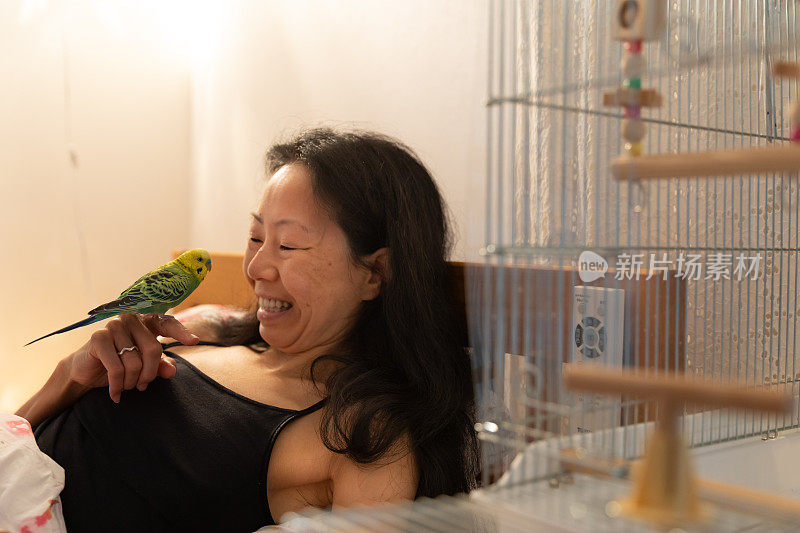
[118,267,160,297]
[89,264,198,316]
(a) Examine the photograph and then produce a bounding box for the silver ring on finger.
[117,346,138,356]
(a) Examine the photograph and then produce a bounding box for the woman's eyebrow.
[250,213,310,233]
[275,219,311,233]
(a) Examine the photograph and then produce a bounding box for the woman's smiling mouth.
[257,297,293,321]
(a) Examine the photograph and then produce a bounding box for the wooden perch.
[563,365,791,413]
[611,144,800,180]
[774,61,800,79]
[603,88,663,108]
[560,448,800,524]
[563,364,793,528]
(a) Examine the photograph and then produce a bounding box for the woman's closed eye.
[249,237,305,252]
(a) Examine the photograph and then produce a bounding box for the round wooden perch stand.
[563,364,793,528]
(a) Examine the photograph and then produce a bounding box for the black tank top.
[33,341,327,532]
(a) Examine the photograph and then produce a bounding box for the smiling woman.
[17,128,478,532]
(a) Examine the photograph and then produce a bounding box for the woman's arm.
[171,304,227,343]
[328,435,418,509]
[16,313,197,426]
[15,356,90,427]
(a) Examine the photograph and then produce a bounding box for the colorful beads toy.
[622,119,647,143]
[605,4,663,163]
[622,53,645,78]
[625,142,643,157]
[624,39,643,54]
[623,78,642,90]
[790,102,800,143]
[620,38,644,157]
[624,106,642,119]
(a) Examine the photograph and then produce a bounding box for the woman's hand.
[66,313,200,403]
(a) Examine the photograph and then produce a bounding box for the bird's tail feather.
[24,315,104,346]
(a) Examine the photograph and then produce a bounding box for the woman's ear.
[360,247,390,301]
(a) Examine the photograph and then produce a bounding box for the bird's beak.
[206,259,212,271]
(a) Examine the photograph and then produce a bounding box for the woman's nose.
[247,247,279,282]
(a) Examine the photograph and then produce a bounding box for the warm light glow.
[150,0,226,75]
[17,0,48,25]
[16,0,226,75]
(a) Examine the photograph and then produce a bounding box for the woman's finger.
[88,330,125,403]
[119,351,143,391]
[157,354,177,379]
[108,318,143,391]
[121,314,164,391]
[141,313,199,346]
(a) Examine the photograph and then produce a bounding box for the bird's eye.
[197,257,202,262]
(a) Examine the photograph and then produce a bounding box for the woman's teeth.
[259,298,292,312]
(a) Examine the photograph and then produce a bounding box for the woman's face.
[244,163,381,355]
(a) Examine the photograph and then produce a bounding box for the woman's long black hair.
[220,127,479,497]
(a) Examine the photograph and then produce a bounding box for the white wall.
[189,0,488,260]
[0,0,191,411]
[1,0,488,412]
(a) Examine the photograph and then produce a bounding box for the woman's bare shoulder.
[328,432,418,507]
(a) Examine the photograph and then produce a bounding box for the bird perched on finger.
[25,249,212,346]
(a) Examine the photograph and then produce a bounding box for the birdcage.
[272,1,800,531]
[476,0,800,473]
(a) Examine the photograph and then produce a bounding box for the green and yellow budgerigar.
[25,249,212,346]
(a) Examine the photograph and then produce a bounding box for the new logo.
[578,251,608,282]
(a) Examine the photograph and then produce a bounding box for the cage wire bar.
[475,0,800,491]
[282,477,800,532]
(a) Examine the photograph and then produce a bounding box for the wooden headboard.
[172,251,683,371]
